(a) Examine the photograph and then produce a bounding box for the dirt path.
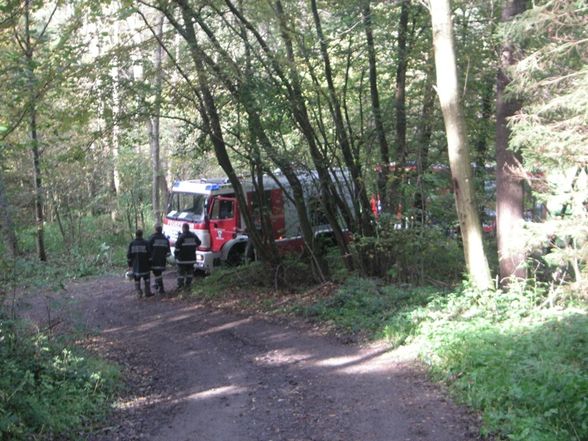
[18,274,482,441]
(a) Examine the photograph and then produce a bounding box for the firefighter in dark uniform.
[149,224,170,295]
[127,229,152,298]
[174,222,200,291]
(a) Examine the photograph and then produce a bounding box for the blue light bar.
[205,184,221,191]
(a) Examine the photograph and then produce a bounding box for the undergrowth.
[301,278,587,441]
[0,319,120,440]
[0,215,130,292]
[0,215,127,439]
[190,258,318,299]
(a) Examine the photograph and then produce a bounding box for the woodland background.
[0,1,587,440]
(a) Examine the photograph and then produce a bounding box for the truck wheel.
[226,248,244,266]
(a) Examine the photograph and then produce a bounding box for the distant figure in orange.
[370,194,379,220]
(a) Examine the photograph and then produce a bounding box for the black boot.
[176,277,184,292]
[158,279,165,295]
[135,281,143,298]
[145,280,153,297]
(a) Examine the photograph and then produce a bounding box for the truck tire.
[226,243,246,267]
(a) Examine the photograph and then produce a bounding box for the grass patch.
[0,319,120,440]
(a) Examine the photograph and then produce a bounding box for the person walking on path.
[149,224,171,295]
[174,222,200,291]
[127,229,152,298]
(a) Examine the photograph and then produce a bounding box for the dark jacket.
[127,238,151,276]
[174,230,200,264]
[149,232,171,270]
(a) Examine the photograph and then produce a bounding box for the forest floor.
[17,272,487,441]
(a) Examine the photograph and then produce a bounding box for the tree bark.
[0,172,18,258]
[384,0,410,218]
[415,56,435,221]
[429,0,492,290]
[111,17,122,203]
[25,0,47,262]
[149,14,165,223]
[362,0,390,213]
[310,0,373,236]
[179,4,280,266]
[496,0,527,283]
[393,0,410,185]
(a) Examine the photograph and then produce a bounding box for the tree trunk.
[179,5,280,266]
[362,0,390,213]
[496,0,527,283]
[429,0,492,290]
[25,0,47,262]
[111,16,122,217]
[310,0,373,236]
[395,0,410,167]
[0,172,18,258]
[273,0,353,268]
[415,56,435,221]
[149,15,165,223]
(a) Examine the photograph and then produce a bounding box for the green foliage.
[351,217,464,284]
[427,313,588,441]
[302,277,437,340]
[0,319,120,440]
[300,278,587,440]
[190,256,320,299]
[0,215,128,292]
[190,262,272,299]
[504,0,588,289]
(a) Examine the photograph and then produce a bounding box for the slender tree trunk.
[25,0,47,262]
[149,15,165,223]
[362,0,390,213]
[429,0,492,290]
[496,0,527,283]
[394,0,410,167]
[111,17,122,212]
[0,172,18,258]
[310,0,373,236]
[475,76,494,173]
[386,0,411,218]
[416,57,435,175]
[273,0,353,268]
[179,5,280,266]
[415,56,435,221]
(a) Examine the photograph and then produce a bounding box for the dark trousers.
[152,269,165,293]
[177,264,193,288]
[133,274,150,295]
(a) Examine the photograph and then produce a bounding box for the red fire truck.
[162,172,344,273]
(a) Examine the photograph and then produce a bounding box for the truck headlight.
[196,254,204,262]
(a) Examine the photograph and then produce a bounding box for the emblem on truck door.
[217,230,223,239]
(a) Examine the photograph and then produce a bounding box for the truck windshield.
[166,192,206,222]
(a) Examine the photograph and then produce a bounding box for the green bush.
[0,215,130,292]
[0,319,120,440]
[351,218,464,284]
[303,277,438,339]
